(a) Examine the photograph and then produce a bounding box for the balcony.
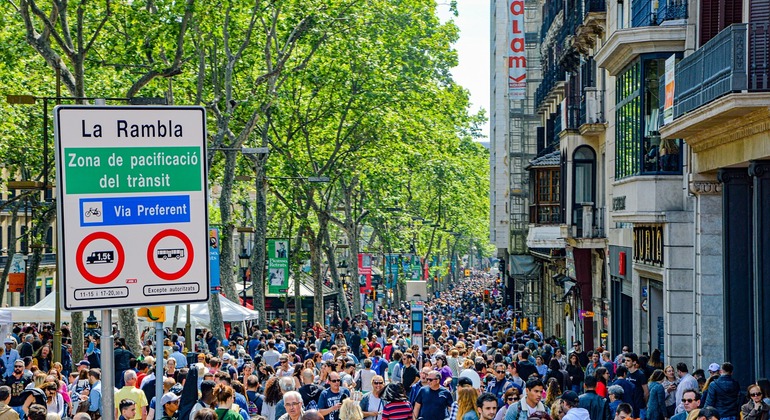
[595,22,686,76]
[574,0,607,54]
[560,204,606,248]
[659,23,770,172]
[632,0,687,27]
[535,63,567,111]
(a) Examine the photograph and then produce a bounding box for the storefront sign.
[633,225,663,266]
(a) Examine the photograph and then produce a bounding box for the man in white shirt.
[674,363,699,414]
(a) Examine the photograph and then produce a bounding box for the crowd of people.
[0,273,767,420]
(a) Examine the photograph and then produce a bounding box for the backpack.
[246,392,262,417]
[305,399,318,411]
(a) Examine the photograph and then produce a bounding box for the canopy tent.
[0,293,258,326]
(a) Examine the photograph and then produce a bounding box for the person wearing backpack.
[298,369,323,411]
[504,378,549,420]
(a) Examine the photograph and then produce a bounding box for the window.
[616,57,682,179]
[574,147,596,205]
[573,146,596,231]
[531,168,561,224]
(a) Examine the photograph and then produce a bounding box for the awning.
[526,225,566,249]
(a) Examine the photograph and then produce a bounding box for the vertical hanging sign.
[508,0,527,99]
[358,253,372,293]
[267,239,290,294]
[209,227,220,292]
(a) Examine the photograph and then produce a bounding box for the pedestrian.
[594,368,609,398]
[212,384,242,420]
[475,393,499,420]
[317,372,350,420]
[577,376,609,420]
[607,385,623,418]
[504,378,549,420]
[675,363,699,415]
[703,363,740,420]
[646,370,667,420]
[565,355,583,394]
[412,371,453,420]
[741,384,769,420]
[457,387,478,420]
[671,389,700,420]
[380,383,412,420]
[493,389,519,420]
[558,391,588,420]
[339,399,363,420]
[360,376,385,420]
[662,365,679,417]
[280,391,306,420]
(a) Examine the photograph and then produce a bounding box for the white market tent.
[0,293,258,326]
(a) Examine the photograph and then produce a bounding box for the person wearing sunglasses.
[360,376,385,420]
[670,389,700,420]
[413,371,453,420]
[317,372,350,420]
[741,385,770,420]
[486,363,516,408]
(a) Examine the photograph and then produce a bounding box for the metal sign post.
[101,310,114,420]
[155,322,164,420]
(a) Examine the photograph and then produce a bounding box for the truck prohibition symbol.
[86,251,114,264]
[157,248,185,260]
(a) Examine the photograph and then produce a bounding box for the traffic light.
[369,289,377,301]
[137,306,166,322]
[498,259,505,274]
[483,289,490,303]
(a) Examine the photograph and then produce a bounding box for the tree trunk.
[252,157,268,329]
[207,295,225,344]
[117,308,141,353]
[347,224,361,319]
[323,228,350,320]
[71,312,84,361]
[219,150,239,303]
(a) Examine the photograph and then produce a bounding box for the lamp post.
[85,312,100,337]
[239,249,250,307]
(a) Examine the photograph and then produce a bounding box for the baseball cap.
[78,360,91,367]
[160,392,181,406]
[708,363,720,372]
[561,391,580,405]
[222,354,231,361]
[3,338,14,344]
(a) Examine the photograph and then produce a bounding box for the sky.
[437,1,491,141]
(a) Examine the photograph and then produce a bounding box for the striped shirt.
[382,401,413,420]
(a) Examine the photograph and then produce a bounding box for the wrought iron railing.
[632,0,687,27]
[673,23,770,119]
[535,64,567,109]
[584,0,607,14]
[656,0,688,22]
[572,205,606,238]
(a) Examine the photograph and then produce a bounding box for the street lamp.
[85,312,100,337]
[239,248,251,307]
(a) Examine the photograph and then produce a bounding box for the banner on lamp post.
[8,253,25,293]
[209,227,220,292]
[664,54,676,124]
[358,253,372,293]
[385,254,400,287]
[267,239,290,294]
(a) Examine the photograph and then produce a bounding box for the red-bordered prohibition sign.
[147,229,194,280]
[76,232,125,284]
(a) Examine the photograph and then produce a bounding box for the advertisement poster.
[358,253,372,293]
[664,54,676,124]
[268,239,290,294]
[385,254,400,287]
[508,0,527,99]
[8,253,25,293]
[411,255,421,280]
[209,227,220,292]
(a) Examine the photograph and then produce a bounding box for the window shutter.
[750,0,769,90]
[700,0,721,45]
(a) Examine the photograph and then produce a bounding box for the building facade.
[511,0,770,382]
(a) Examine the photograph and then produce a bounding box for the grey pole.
[101,310,115,420]
[155,322,164,420]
